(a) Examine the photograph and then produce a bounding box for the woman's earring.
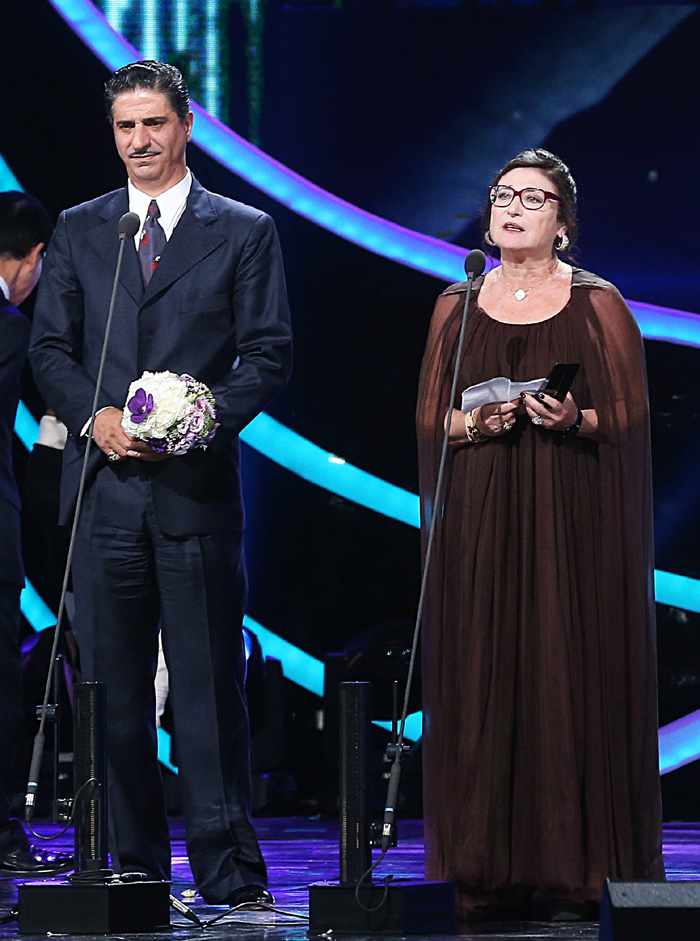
[555,233,569,252]
[484,231,495,247]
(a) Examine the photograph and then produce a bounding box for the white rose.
[122,371,190,439]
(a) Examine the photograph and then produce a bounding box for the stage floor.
[2,818,699,940]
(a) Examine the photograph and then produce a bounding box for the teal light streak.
[240,413,420,528]
[631,300,700,351]
[157,727,178,773]
[20,581,56,632]
[659,710,700,775]
[374,713,423,743]
[655,570,700,614]
[242,614,325,698]
[14,401,40,452]
[54,0,134,71]
[0,155,22,191]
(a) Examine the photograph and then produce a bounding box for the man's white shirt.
[82,169,193,437]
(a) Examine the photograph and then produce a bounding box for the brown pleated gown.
[417,269,664,918]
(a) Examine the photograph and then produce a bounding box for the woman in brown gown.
[417,150,664,920]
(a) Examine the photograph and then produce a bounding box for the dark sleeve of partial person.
[27,212,99,441]
[0,311,31,393]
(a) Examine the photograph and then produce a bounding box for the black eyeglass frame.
[488,184,561,210]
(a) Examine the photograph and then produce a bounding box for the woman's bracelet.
[464,409,486,444]
[560,409,583,438]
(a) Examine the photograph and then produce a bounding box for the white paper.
[460,376,547,412]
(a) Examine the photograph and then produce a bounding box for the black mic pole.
[379,249,487,854]
[24,211,141,823]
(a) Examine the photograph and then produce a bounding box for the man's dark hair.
[0,191,53,260]
[104,60,190,122]
[483,148,579,258]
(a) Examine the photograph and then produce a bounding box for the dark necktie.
[139,199,166,285]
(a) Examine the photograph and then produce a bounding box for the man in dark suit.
[0,191,72,875]
[29,62,292,905]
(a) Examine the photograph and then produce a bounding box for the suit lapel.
[141,179,226,305]
[87,190,144,307]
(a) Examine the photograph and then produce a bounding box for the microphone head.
[118,211,141,239]
[464,249,486,279]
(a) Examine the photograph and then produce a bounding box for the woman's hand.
[474,400,519,437]
[522,391,578,430]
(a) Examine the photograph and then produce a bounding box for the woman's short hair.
[483,148,578,258]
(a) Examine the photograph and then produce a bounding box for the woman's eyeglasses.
[489,185,560,210]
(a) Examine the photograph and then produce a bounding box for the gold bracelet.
[464,409,485,444]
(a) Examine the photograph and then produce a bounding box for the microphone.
[449,250,487,294]
[118,211,140,240]
[380,758,402,853]
[465,248,486,280]
[24,733,45,821]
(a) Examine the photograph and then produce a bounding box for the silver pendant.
[514,289,527,301]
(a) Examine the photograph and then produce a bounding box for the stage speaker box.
[73,682,108,870]
[310,682,456,934]
[339,681,371,885]
[309,881,456,935]
[599,879,700,941]
[18,880,170,934]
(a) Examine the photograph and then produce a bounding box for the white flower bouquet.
[121,370,220,455]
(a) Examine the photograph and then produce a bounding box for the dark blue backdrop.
[2,0,700,814]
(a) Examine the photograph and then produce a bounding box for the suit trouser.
[72,465,266,903]
[0,580,29,853]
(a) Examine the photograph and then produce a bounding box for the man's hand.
[92,407,168,462]
[124,439,170,462]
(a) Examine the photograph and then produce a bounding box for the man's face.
[111,89,193,195]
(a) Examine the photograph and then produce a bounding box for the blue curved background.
[6,0,700,782]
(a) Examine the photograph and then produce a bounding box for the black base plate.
[309,880,456,935]
[18,879,171,934]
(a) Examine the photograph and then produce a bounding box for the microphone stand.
[18,211,176,935]
[378,250,487,857]
[24,212,140,823]
[309,252,488,936]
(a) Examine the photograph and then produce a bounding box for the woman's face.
[489,167,567,258]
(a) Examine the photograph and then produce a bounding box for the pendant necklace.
[499,260,558,302]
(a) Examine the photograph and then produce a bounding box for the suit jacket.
[0,294,29,588]
[29,178,292,535]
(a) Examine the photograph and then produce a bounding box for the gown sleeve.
[566,274,662,877]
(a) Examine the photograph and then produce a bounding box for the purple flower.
[190,411,206,434]
[148,437,169,453]
[127,387,154,424]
